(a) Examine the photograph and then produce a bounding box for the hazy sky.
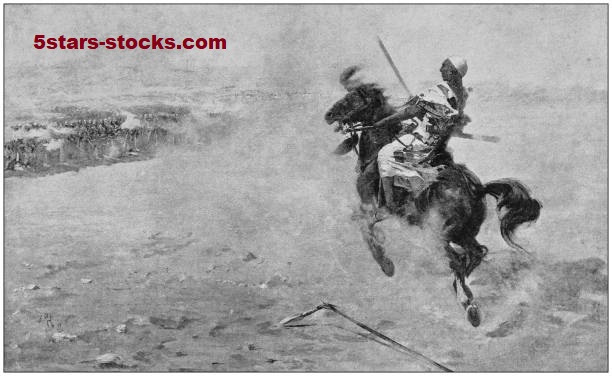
[5,4,607,90]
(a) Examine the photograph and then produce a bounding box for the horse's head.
[324,84,389,126]
[325,89,368,125]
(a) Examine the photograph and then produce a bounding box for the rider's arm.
[373,103,420,129]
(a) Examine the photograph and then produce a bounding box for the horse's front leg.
[453,274,474,307]
[359,218,395,277]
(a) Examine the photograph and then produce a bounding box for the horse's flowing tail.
[483,179,542,250]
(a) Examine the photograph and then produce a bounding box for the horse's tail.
[483,179,542,250]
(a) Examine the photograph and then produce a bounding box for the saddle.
[393,165,444,197]
[390,148,446,197]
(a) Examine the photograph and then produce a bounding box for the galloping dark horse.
[325,83,542,327]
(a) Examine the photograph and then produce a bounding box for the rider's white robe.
[378,118,433,178]
[378,82,464,179]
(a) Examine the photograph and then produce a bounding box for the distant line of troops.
[10,122,47,131]
[66,123,169,144]
[58,116,127,129]
[4,127,171,171]
[5,113,183,171]
[140,112,182,122]
[9,116,126,132]
[9,112,183,132]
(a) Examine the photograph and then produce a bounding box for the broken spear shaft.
[377,36,412,97]
[279,302,453,372]
[279,305,326,326]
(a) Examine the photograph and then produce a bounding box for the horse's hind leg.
[446,244,471,305]
[360,219,395,277]
[459,237,489,279]
[457,275,481,327]
[446,242,481,327]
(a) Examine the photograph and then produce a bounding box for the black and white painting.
[4,4,607,371]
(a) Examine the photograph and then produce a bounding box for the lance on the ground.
[279,302,453,372]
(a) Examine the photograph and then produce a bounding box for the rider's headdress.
[446,56,468,77]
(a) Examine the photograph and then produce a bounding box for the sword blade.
[454,132,500,143]
[377,36,412,97]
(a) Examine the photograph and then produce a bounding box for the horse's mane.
[353,83,395,117]
[354,83,386,98]
[339,65,390,110]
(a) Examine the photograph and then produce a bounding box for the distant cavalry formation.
[4,106,190,173]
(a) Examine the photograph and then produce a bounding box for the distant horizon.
[5,4,607,92]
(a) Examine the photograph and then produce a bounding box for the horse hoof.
[466,304,481,327]
[380,257,395,277]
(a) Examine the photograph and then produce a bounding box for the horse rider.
[374,56,469,217]
[339,66,403,212]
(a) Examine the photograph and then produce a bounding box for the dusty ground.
[4,75,608,371]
